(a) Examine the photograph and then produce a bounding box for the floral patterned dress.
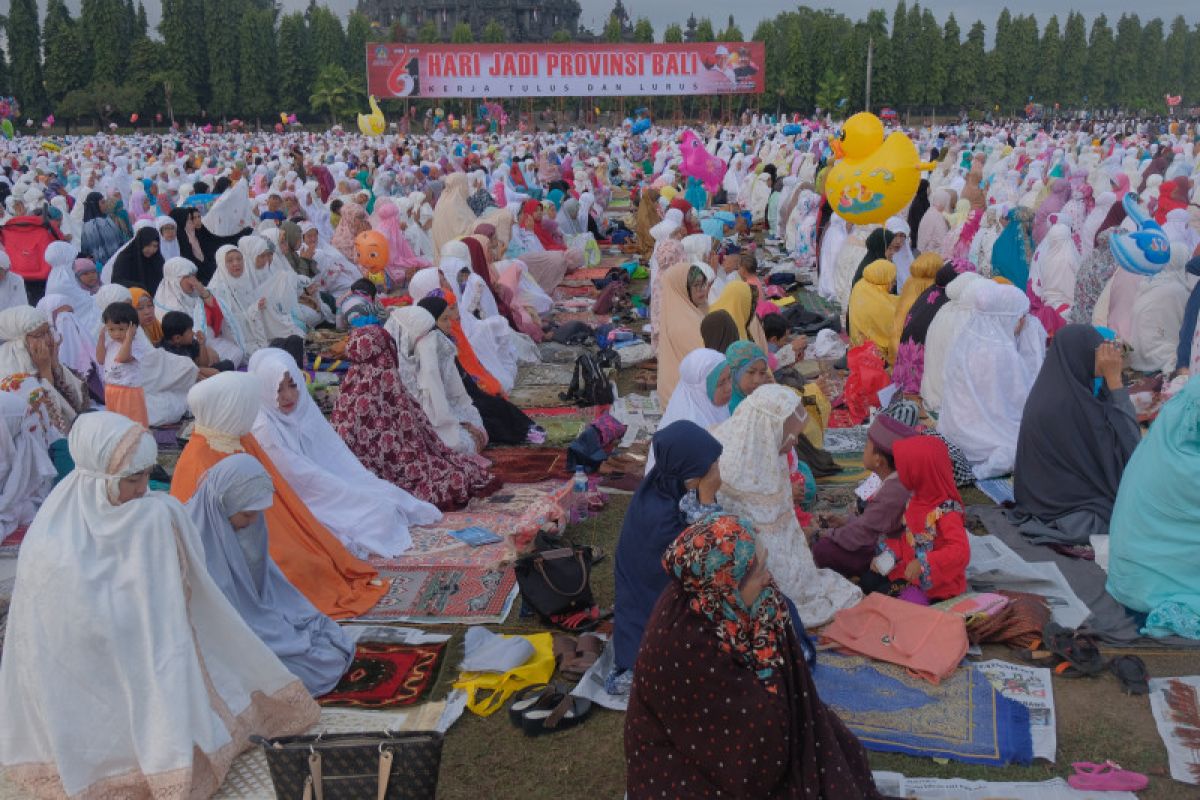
[332,324,499,510]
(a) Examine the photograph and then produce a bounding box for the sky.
[48,0,1200,39]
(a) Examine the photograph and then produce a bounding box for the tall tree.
[5,0,46,114]
[960,20,988,110]
[1086,14,1116,107]
[135,2,149,40]
[1034,15,1062,104]
[238,5,277,121]
[277,12,313,113]
[1138,18,1165,109]
[915,7,946,109]
[991,9,1014,110]
[43,0,87,105]
[0,39,10,96]
[450,22,473,43]
[940,13,963,108]
[633,18,654,43]
[481,21,506,43]
[160,0,209,109]
[344,12,371,76]
[1113,14,1142,109]
[1059,12,1087,107]
[663,24,684,44]
[718,15,743,41]
[1161,16,1190,97]
[603,14,623,42]
[204,0,242,117]
[81,0,129,84]
[693,18,715,42]
[309,6,346,72]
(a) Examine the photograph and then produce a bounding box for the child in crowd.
[159,310,233,376]
[336,279,380,331]
[260,194,286,225]
[96,301,150,427]
[867,436,970,604]
[810,414,918,580]
[761,313,808,371]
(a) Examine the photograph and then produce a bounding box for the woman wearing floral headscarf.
[625,514,883,799]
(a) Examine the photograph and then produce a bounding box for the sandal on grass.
[558,633,605,683]
[1042,623,1106,678]
[507,683,557,728]
[1067,761,1148,792]
[520,687,593,736]
[1108,655,1149,695]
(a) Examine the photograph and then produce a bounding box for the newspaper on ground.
[570,634,629,712]
[966,534,1090,629]
[871,772,1138,799]
[1148,675,1200,785]
[976,659,1056,762]
[611,392,662,448]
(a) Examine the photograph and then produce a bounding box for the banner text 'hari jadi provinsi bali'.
[366,43,765,99]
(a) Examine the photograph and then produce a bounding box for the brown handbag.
[252,731,443,800]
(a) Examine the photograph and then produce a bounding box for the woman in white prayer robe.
[0,411,318,799]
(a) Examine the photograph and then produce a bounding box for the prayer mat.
[319,641,446,709]
[553,284,600,298]
[374,522,512,570]
[517,362,579,386]
[356,565,518,625]
[813,653,1033,766]
[816,453,870,486]
[0,526,25,559]
[550,311,612,327]
[508,382,574,409]
[822,425,869,454]
[531,409,594,446]
[486,446,570,484]
[571,266,616,282]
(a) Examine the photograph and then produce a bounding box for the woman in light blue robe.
[185,453,354,694]
[1107,377,1200,640]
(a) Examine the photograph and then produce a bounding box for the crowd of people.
[0,113,1198,797]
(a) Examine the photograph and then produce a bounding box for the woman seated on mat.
[724,341,773,413]
[936,282,1044,480]
[0,412,318,798]
[248,348,441,559]
[171,372,387,619]
[893,262,957,396]
[866,436,969,604]
[330,321,500,511]
[185,453,355,694]
[611,421,723,696]
[154,256,246,368]
[1107,377,1200,640]
[407,267,505,398]
[0,387,57,536]
[848,260,900,364]
[655,260,711,405]
[624,515,885,800]
[713,384,862,626]
[418,296,543,445]
[811,413,918,581]
[706,279,769,354]
[644,349,731,473]
[1010,325,1141,545]
[387,305,490,454]
[0,306,90,449]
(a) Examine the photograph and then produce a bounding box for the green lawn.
[434,491,1199,799]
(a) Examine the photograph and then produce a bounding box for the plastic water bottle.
[572,466,589,524]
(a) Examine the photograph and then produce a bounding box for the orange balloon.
[354,230,389,272]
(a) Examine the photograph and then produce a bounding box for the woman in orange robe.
[170,371,386,619]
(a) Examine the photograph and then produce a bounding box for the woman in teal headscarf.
[726,341,771,413]
[546,188,565,211]
[1107,377,1200,640]
[991,207,1035,290]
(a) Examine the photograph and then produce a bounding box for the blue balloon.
[631,118,651,135]
[781,123,802,136]
[1110,193,1171,277]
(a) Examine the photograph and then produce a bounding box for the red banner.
[365,42,764,99]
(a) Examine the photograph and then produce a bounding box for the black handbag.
[514,533,595,623]
[251,731,443,800]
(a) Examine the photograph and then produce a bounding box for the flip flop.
[1042,623,1106,678]
[521,689,593,737]
[1067,761,1148,792]
[507,683,557,728]
[1108,655,1150,696]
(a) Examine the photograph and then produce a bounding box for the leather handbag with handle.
[821,593,968,684]
[514,533,595,624]
[251,731,442,800]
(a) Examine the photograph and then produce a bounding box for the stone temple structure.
[356,0,583,42]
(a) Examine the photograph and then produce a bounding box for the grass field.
[434,491,1200,800]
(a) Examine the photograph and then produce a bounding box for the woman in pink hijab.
[371,199,431,284]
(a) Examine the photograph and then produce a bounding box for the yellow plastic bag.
[452,633,555,717]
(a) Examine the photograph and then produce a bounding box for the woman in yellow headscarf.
[707,280,769,353]
[891,252,943,357]
[635,188,662,259]
[128,286,164,345]
[849,259,899,363]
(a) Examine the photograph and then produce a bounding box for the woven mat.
[318,641,446,709]
[356,564,517,624]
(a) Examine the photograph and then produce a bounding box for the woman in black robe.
[110,227,165,294]
[1010,325,1141,545]
[625,515,884,799]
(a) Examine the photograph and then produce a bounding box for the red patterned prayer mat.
[356,565,517,624]
[318,641,445,708]
[486,446,570,484]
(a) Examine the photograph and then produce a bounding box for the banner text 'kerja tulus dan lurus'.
[365,42,765,99]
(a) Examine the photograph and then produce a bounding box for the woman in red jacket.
[868,435,969,603]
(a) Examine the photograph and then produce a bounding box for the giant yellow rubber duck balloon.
[357,95,386,137]
[824,112,934,225]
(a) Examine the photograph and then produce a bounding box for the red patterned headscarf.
[662,515,789,689]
